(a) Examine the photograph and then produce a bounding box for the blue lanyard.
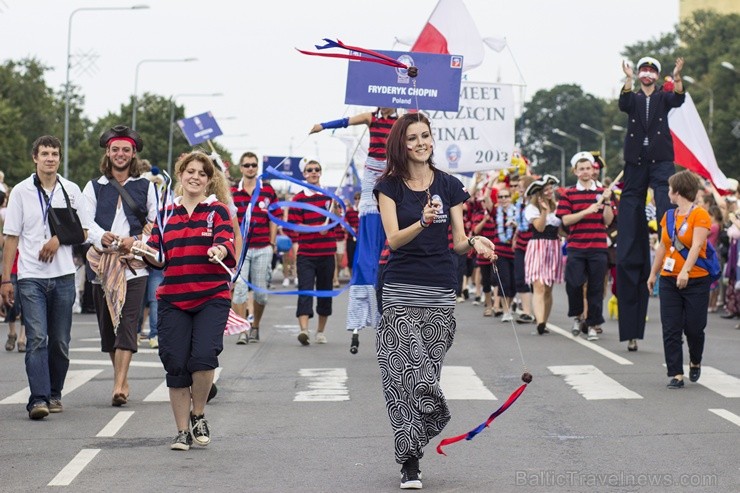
[672,206,693,240]
[36,179,58,227]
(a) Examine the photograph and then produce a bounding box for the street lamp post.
[167,93,223,174]
[552,128,581,154]
[543,140,566,185]
[64,4,149,178]
[683,75,714,136]
[579,123,607,176]
[132,57,197,130]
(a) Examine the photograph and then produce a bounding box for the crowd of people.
[0,55,734,490]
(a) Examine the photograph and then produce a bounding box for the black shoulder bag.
[35,175,86,245]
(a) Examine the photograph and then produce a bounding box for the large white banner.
[427,81,515,173]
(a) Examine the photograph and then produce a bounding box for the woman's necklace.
[403,169,433,212]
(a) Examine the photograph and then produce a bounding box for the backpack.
[665,209,721,282]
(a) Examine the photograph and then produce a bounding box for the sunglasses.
[498,195,511,198]
[241,163,258,168]
[304,167,321,173]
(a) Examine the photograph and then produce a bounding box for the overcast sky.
[1,0,679,182]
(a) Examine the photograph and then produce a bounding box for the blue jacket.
[619,86,685,164]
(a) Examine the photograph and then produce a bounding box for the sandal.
[17,341,26,353]
[483,307,493,317]
[5,334,17,352]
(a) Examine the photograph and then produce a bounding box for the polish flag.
[224,308,250,336]
[411,0,485,71]
[669,92,731,192]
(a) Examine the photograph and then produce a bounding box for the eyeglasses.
[241,163,258,168]
[304,167,321,173]
[498,195,511,198]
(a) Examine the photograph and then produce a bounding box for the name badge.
[663,257,675,272]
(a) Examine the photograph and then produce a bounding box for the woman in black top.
[373,113,495,489]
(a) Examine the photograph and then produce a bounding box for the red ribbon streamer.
[296,38,408,69]
[436,384,527,456]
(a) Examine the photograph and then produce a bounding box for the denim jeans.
[18,274,76,411]
[146,269,165,339]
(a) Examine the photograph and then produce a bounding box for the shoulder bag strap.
[108,179,147,228]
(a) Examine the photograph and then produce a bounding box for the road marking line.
[295,368,349,402]
[96,411,135,437]
[70,347,159,355]
[440,366,496,400]
[1,369,104,405]
[48,449,100,486]
[143,367,222,402]
[548,365,643,400]
[78,337,101,342]
[708,408,740,427]
[683,365,740,398]
[70,359,162,368]
[546,324,634,365]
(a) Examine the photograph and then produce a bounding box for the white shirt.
[3,174,91,280]
[524,203,562,227]
[82,175,158,281]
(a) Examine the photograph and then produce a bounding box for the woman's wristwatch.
[467,236,478,248]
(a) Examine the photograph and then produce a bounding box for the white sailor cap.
[637,57,661,73]
[299,157,321,173]
[570,151,595,168]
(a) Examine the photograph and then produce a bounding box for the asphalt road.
[1,278,738,492]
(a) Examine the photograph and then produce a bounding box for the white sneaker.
[149,336,159,349]
[587,328,599,341]
[501,312,513,323]
[282,278,290,287]
[294,278,299,286]
[456,296,465,303]
[315,332,327,344]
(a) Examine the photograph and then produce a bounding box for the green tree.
[0,58,61,185]
[517,84,606,185]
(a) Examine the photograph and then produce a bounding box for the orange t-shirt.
[659,206,711,278]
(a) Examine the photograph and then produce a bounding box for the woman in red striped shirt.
[135,152,235,451]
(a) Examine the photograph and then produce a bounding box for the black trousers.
[616,159,675,341]
[296,255,334,318]
[514,249,531,294]
[659,275,710,377]
[565,250,608,326]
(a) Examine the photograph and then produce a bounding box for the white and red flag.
[411,0,485,71]
[669,92,731,192]
[224,308,250,336]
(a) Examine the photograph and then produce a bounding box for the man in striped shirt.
[557,152,614,341]
[287,159,336,345]
[231,152,279,344]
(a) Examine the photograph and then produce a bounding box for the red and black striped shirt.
[369,114,397,160]
[472,209,496,265]
[492,206,515,260]
[232,180,279,249]
[556,185,609,250]
[379,241,391,265]
[147,196,235,310]
[514,200,532,252]
[287,191,337,257]
[344,207,359,239]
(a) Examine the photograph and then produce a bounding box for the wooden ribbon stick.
[131,246,158,259]
[596,170,624,205]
